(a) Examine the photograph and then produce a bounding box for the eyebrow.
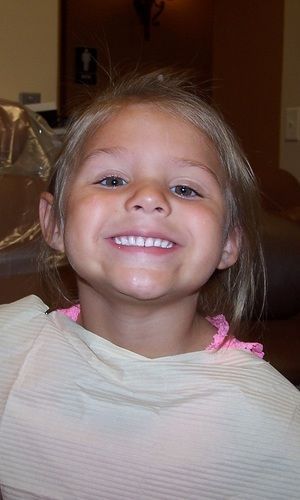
[174,157,221,184]
[82,146,127,162]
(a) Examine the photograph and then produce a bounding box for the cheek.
[189,204,225,235]
[66,193,103,226]
[62,192,115,256]
[63,199,93,250]
[188,208,226,261]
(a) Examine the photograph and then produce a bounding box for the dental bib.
[0,295,299,499]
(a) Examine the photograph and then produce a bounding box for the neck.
[76,281,215,358]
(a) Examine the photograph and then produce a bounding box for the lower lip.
[108,239,178,254]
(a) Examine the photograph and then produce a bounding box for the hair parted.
[41,68,266,336]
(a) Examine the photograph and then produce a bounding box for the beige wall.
[280,0,300,181]
[0,0,59,105]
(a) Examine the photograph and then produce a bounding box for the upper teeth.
[113,236,173,248]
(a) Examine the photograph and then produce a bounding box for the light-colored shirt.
[0,295,299,499]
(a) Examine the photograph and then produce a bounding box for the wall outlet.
[19,92,41,105]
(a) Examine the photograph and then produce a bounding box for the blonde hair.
[41,69,265,335]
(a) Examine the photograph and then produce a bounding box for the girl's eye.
[99,176,127,188]
[171,185,201,198]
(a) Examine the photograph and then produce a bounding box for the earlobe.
[39,192,65,252]
[217,227,240,270]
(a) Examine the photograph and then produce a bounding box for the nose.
[125,181,171,216]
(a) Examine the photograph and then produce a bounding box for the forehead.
[82,103,221,168]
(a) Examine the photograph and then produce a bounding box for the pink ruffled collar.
[206,315,264,358]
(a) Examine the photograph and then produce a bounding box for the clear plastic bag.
[0,99,62,271]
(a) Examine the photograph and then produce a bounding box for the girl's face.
[46,104,239,304]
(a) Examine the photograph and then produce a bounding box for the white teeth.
[145,237,154,247]
[113,236,173,248]
[120,236,129,246]
[136,236,145,247]
[128,236,135,246]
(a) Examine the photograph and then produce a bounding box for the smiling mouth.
[113,236,174,248]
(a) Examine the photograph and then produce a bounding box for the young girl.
[0,70,299,499]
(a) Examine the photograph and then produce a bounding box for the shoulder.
[212,348,300,407]
[0,294,49,322]
[0,295,49,345]
[0,294,50,357]
[0,295,50,415]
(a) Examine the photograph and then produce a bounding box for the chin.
[114,273,170,302]
[116,284,165,302]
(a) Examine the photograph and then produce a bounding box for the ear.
[39,192,65,252]
[217,227,240,270]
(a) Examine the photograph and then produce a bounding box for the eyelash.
[99,176,127,188]
[98,176,202,198]
[170,185,201,198]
